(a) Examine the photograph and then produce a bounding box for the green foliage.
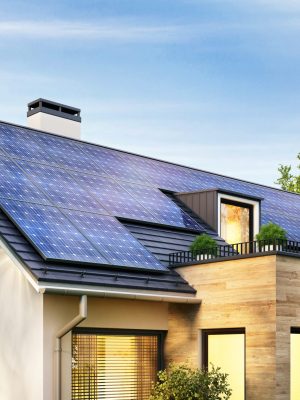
[275,153,300,193]
[150,363,232,400]
[255,222,287,242]
[189,234,217,256]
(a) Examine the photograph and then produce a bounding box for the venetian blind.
[72,333,159,400]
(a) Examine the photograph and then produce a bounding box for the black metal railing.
[169,239,300,266]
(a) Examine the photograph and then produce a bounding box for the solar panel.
[122,153,208,192]
[1,120,300,254]
[0,124,107,175]
[82,144,148,184]
[34,133,108,175]
[0,125,45,161]
[72,172,158,223]
[0,156,50,204]
[63,209,166,271]
[122,182,203,231]
[18,161,109,214]
[0,199,108,264]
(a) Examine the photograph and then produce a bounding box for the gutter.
[40,283,201,304]
[55,295,87,400]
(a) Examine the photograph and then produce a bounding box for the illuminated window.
[220,200,253,244]
[72,330,163,400]
[202,328,245,400]
[291,328,300,400]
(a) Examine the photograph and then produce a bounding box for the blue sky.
[0,0,300,187]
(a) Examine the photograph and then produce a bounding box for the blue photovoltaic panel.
[123,154,199,192]
[72,172,158,223]
[0,124,106,175]
[122,152,226,192]
[122,182,203,231]
[118,151,300,241]
[82,144,148,184]
[18,161,109,214]
[0,156,50,204]
[0,125,46,161]
[64,209,166,271]
[0,199,108,264]
[0,121,300,247]
[33,133,108,175]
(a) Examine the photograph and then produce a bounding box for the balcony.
[169,239,300,267]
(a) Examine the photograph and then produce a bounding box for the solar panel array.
[0,199,107,264]
[0,121,299,271]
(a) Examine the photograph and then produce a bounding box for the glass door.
[202,328,245,400]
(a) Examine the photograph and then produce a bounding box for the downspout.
[55,295,88,400]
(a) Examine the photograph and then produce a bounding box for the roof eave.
[39,281,201,303]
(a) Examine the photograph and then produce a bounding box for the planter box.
[263,244,282,252]
[256,243,283,252]
[196,254,214,261]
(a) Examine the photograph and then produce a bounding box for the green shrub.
[255,222,287,242]
[189,234,217,256]
[150,363,232,400]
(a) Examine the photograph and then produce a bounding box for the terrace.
[169,239,300,266]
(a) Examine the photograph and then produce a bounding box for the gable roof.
[0,119,299,293]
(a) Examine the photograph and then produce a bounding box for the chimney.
[27,98,81,139]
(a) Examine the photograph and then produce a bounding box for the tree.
[150,363,232,400]
[276,153,300,193]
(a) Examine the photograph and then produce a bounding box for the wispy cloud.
[238,0,300,11]
[0,19,200,43]
[0,17,300,45]
[184,0,300,12]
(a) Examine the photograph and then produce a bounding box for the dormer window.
[220,200,252,244]
[175,188,262,245]
[218,192,260,244]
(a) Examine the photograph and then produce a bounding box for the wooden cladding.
[72,330,163,400]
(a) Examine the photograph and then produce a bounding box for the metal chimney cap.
[27,98,81,122]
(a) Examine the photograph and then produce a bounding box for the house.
[0,98,300,400]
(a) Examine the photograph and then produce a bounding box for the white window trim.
[217,193,260,241]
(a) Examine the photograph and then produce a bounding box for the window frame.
[72,327,166,371]
[202,327,246,368]
[290,327,300,400]
[291,327,300,334]
[202,328,246,399]
[218,192,261,243]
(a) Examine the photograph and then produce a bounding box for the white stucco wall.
[0,248,43,400]
[28,113,81,139]
[43,294,168,400]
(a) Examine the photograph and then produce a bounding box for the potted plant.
[255,222,287,251]
[189,234,218,261]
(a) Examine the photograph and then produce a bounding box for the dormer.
[175,188,262,244]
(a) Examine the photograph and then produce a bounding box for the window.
[291,328,300,400]
[218,192,260,246]
[72,329,164,400]
[220,200,253,244]
[202,328,245,400]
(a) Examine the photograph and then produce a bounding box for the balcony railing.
[169,239,300,266]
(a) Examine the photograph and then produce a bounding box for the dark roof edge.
[28,98,81,112]
[0,119,298,198]
[171,250,300,268]
[175,188,264,201]
[27,98,81,122]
